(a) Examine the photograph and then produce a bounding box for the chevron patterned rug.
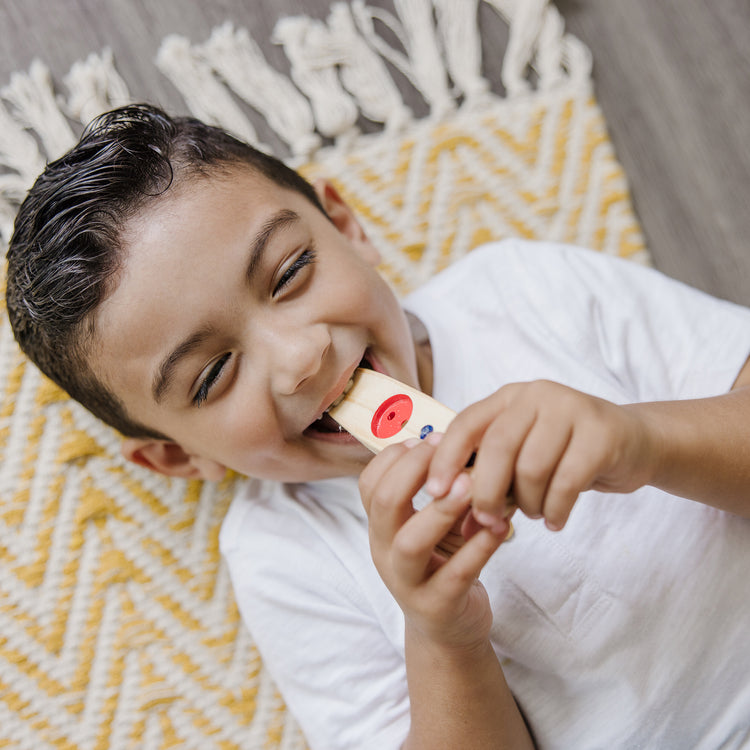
[0,1,646,748]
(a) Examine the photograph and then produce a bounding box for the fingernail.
[545,519,563,531]
[474,509,503,527]
[474,510,508,537]
[425,478,446,497]
[446,474,471,502]
[424,431,443,446]
[403,438,421,448]
[490,518,510,538]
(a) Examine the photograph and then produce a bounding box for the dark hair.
[6,103,326,439]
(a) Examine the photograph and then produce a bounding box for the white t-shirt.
[220,240,750,750]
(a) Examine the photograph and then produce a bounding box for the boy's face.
[92,167,423,482]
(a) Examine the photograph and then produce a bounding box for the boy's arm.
[359,441,535,750]
[624,356,750,518]
[402,627,533,750]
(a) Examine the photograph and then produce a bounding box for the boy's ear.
[313,178,381,265]
[121,438,227,481]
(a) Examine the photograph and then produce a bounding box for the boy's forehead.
[131,164,294,223]
[92,166,311,395]
[118,165,310,267]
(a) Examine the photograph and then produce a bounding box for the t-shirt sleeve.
[220,484,410,750]
[497,240,750,402]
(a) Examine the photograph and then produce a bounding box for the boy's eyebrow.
[151,208,301,404]
[152,327,214,403]
[245,208,300,283]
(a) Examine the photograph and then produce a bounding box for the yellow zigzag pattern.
[300,90,645,296]
[0,85,644,748]
[0,353,305,747]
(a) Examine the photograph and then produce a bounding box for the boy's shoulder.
[417,239,670,315]
[423,238,611,287]
[461,238,637,276]
[407,239,610,310]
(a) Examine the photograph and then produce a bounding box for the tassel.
[156,35,260,148]
[352,0,453,119]
[1,60,76,160]
[484,0,591,93]
[0,100,45,187]
[433,0,490,106]
[63,48,131,126]
[199,23,321,160]
[272,14,360,142]
[0,100,47,245]
[321,3,411,131]
[391,0,452,117]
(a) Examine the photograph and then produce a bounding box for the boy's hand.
[359,440,510,649]
[424,380,655,531]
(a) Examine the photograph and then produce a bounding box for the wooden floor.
[2,0,749,305]
[558,0,750,305]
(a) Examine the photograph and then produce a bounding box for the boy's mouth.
[304,353,375,438]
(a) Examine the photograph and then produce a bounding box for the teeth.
[328,395,344,410]
[327,376,355,411]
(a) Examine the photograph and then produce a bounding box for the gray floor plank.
[558,0,750,304]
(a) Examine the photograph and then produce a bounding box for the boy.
[6,104,750,749]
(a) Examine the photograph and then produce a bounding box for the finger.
[469,400,536,517]
[424,389,515,498]
[358,440,421,516]
[508,419,573,519]
[541,430,600,530]
[391,473,473,585]
[429,522,510,603]
[461,506,515,541]
[362,440,438,554]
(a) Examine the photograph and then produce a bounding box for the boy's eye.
[273,246,316,297]
[193,352,231,406]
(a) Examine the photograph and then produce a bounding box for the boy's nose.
[271,323,331,395]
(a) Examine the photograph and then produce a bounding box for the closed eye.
[273,245,316,296]
[193,352,231,406]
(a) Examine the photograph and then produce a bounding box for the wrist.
[622,402,668,489]
[624,399,708,494]
[404,618,494,662]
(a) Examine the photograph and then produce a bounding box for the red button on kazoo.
[371,394,413,438]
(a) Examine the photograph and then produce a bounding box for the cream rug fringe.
[0,0,595,243]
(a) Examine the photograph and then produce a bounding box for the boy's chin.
[306,437,375,481]
[230,436,374,484]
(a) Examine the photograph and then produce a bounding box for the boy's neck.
[407,312,433,397]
